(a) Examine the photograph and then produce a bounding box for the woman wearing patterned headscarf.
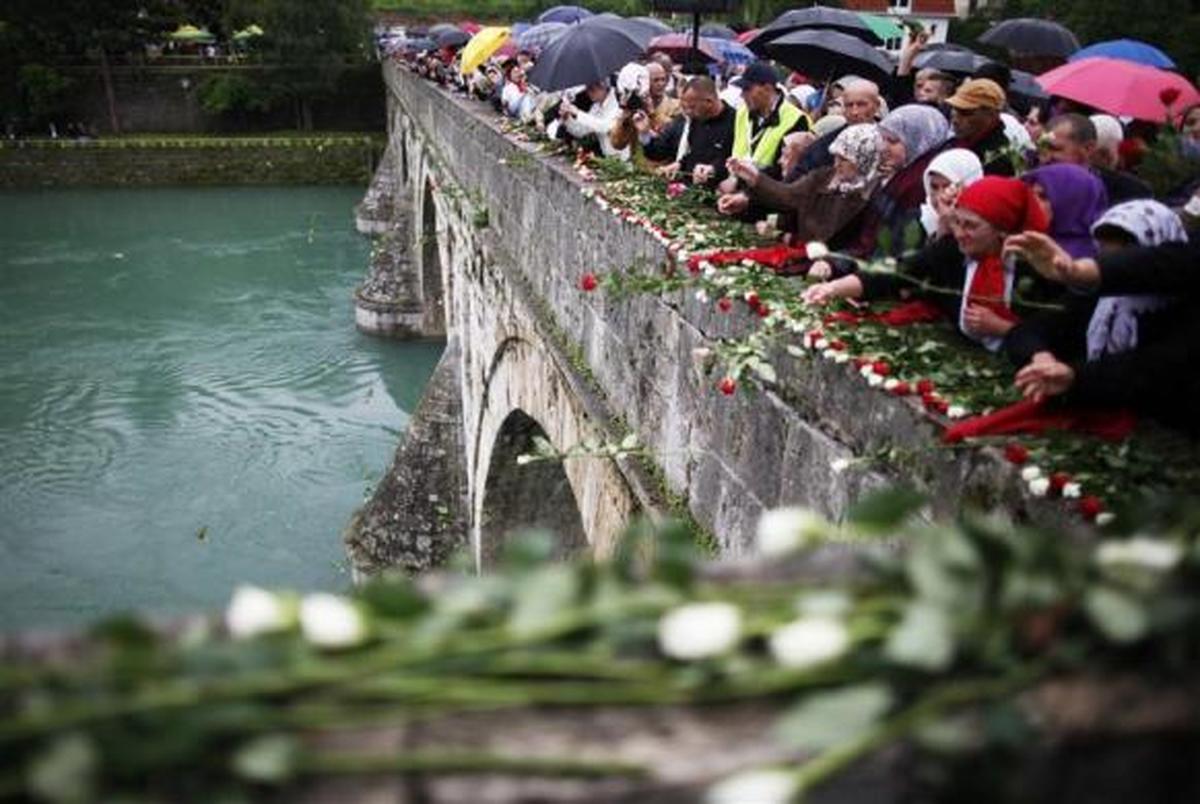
[727,124,884,249]
[877,104,952,174]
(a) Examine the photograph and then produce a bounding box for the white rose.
[813,337,828,350]
[833,352,851,364]
[658,603,742,660]
[695,289,710,303]
[1020,466,1043,482]
[769,616,850,669]
[226,585,291,639]
[822,348,839,361]
[1062,482,1082,499]
[946,405,969,419]
[859,364,874,378]
[1027,477,1050,497]
[1096,538,1183,572]
[706,770,797,804]
[830,458,852,474]
[756,506,828,556]
[300,593,368,650]
[883,378,899,391]
[1095,512,1116,527]
[867,373,884,388]
[806,241,830,260]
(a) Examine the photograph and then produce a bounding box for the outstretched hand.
[726,157,760,187]
[1014,352,1075,402]
[1003,232,1098,288]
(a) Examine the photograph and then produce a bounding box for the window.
[890,0,912,10]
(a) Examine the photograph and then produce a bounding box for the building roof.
[841,0,958,17]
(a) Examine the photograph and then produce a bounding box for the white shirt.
[958,258,1016,353]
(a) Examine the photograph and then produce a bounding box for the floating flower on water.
[768,616,850,669]
[706,770,798,804]
[226,585,292,639]
[580,273,598,292]
[658,602,742,660]
[756,506,828,556]
[300,593,368,650]
[718,377,737,395]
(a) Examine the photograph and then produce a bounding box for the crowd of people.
[401,27,1200,438]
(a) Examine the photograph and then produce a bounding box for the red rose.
[580,273,598,292]
[717,297,733,313]
[718,377,737,396]
[852,357,870,370]
[1049,472,1071,492]
[1160,86,1182,107]
[1004,444,1029,465]
[757,303,771,318]
[687,260,702,275]
[891,381,911,396]
[1078,495,1104,520]
[829,339,847,351]
[916,379,935,395]
[745,292,761,310]
[872,361,891,376]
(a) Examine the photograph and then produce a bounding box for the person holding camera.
[635,76,735,188]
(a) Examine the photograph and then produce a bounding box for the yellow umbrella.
[460,26,512,75]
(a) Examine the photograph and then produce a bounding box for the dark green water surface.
[0,187,443,631]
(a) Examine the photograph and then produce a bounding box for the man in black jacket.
[1041,113,1153,204]
[638,76,735,188]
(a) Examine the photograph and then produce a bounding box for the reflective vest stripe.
[732,100,806,168]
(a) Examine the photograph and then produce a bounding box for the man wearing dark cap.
[946,78,1015,176]
[730,61,809,171]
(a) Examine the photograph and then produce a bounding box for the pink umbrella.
[460,21,483,35]
[736,28,760,45]
[647,32,721,63]
[1036,57,1200,123]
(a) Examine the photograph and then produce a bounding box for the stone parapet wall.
[383,65,1074,557]
[0,136,383,188]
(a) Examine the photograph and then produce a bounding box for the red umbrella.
[736,28,760,45]
[1036,57,1200,123]
[647,32,721,63]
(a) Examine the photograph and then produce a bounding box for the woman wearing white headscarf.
[728,123,884,249]
[1007,200,1190,410]
[919,148,984,237]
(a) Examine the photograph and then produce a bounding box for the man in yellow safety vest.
[730,61,810,173]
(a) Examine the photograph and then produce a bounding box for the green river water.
[0,186,444,631]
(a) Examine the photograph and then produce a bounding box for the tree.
[225,0,372,130]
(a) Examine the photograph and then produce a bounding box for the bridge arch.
[419,178,446,334]
[469,336,640,569]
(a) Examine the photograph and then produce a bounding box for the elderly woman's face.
[950,208,1004,259]
[832,154,859,184]
[880,131,907,173]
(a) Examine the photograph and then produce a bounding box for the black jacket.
[643,103,736,188]
[1097,167,1153,205]
[953,121,1015,177]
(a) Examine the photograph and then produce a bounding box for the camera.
[620,90,645,113]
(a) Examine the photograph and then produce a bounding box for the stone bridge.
[344,63,1058,577]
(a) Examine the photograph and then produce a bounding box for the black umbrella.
[586,13,661,47]
[537,5,594,25]
[630,16,672,36]
[763,29,893,82]
[978,18,1080,58]
[427,23,461,38]
[699,23,736,41]
[433,29,470,49]
[913,46,995,76]
[1008,69,1049,104]
[527,20,646,91]
[748,6,882,56]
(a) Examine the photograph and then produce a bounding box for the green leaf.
[752,361,778,384]
[231,734,300,784]
[27,733,97,804]
[1085,585,1149,643]
[500,529,556,569]
[847,487,926,532]
[884,601,956,671]
[358,575,428,621]
[508,564,581,638]
[776,684,893,751]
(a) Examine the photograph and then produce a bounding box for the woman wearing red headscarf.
[802,176,1050,351]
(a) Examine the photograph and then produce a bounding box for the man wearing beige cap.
[946,78,1015,176]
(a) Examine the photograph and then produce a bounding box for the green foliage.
[15,64,73,123]
[196,72,274,115]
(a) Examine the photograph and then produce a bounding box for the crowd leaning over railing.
[392,12,1200,450]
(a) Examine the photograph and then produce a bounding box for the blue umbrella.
[699,23,736,41]
[709,38,754,66]
[631,16,672,36]
[511,21,532,36]
[1069,39,1175,69]
[400,37,437,53]
[515,21,568,52]
[537,5,593,25]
